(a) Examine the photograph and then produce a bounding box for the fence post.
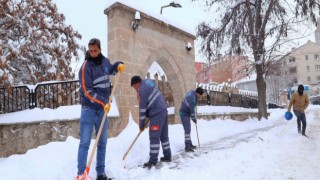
[29,89,36,109]
[206,91,211,105]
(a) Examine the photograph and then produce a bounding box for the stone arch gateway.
[104,1,196,136]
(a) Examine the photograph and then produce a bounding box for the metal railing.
[33,80,80,109]
[197,90,281,109]
[0,86,30,114]
[0,80,283,114]
[0,80,80,114]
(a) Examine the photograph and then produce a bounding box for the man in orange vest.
[77,38,124,180]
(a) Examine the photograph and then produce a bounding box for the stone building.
[104,1,196,134]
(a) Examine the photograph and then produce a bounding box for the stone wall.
[0,117,119,157]
[0,112,262,157]
[197,112,269,121]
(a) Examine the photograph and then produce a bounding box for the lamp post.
[160,1,182,14]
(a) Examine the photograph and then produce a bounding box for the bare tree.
[0,0,84,87]
[265,60,287,104]
[194,0,320,120]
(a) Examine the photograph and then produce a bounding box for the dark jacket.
[79,54,122,110]
[138,79,167,129]
[179,90,197,120]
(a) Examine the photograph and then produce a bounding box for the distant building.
[196,55,248,84]
[277,40,320,87]
[233,74,257,92]
[195,62,207,73]
[195,62,211,84]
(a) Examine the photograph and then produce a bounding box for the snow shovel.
[122,118,150,160]
[76,73,121,180]
[195,108,200,149]
[195,122,200,149]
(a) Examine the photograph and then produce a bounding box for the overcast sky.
[52,0,316,70]
[52,0,210,62]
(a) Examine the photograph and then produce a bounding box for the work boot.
[160,156,172,162]
[143,161,157,168]
[96,174,108,180]
[185,146,194,152]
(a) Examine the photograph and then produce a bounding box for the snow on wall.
[104,0,195,37]
[196,82,258,96]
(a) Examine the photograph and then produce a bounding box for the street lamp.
[160,1,182,14]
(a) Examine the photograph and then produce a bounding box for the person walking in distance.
[131,75,172,168]
[287,84,309,136]
[179,87,204,152]
[76,38,124,180]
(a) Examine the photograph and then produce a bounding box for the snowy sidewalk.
[117,107,320,180]
[0,106,319,180]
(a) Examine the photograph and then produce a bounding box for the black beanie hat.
[131,75,142,86]
[195,87,204,95]
[298,84,304,91]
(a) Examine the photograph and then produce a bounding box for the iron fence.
[34,80,80,109]
[0,80,283,114]
[197,90,281,109]
[0,86,30,114]
[0,80,80,114]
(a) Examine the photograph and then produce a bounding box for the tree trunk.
[256,64,268,120]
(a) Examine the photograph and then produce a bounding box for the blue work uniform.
[77,54,121,176]
[179,90,198,147]
[137,79,171,163]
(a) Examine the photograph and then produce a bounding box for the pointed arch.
[137,48,186,123]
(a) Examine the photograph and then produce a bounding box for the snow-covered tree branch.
[193,0,320,119]
[0,0,85,87]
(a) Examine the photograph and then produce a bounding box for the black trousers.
[293,110,307,135]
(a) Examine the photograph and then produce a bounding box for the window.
[317,76,320,81]
[289,67,297,73]
[315,54,319,60]
[308,76,311,82]
[289,57,295,62]
[305,55,309,60]
[316,65,320,71]
[307,65,310,71]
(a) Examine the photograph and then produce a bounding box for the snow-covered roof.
[279,40,320,60]
[104,0,195,37]
[233,73,256,85]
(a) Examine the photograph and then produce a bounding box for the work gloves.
[104,103,111,113]
[118,63,125,73]
[139,120,145,132]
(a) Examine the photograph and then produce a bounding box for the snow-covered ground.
[0,105,319,180]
